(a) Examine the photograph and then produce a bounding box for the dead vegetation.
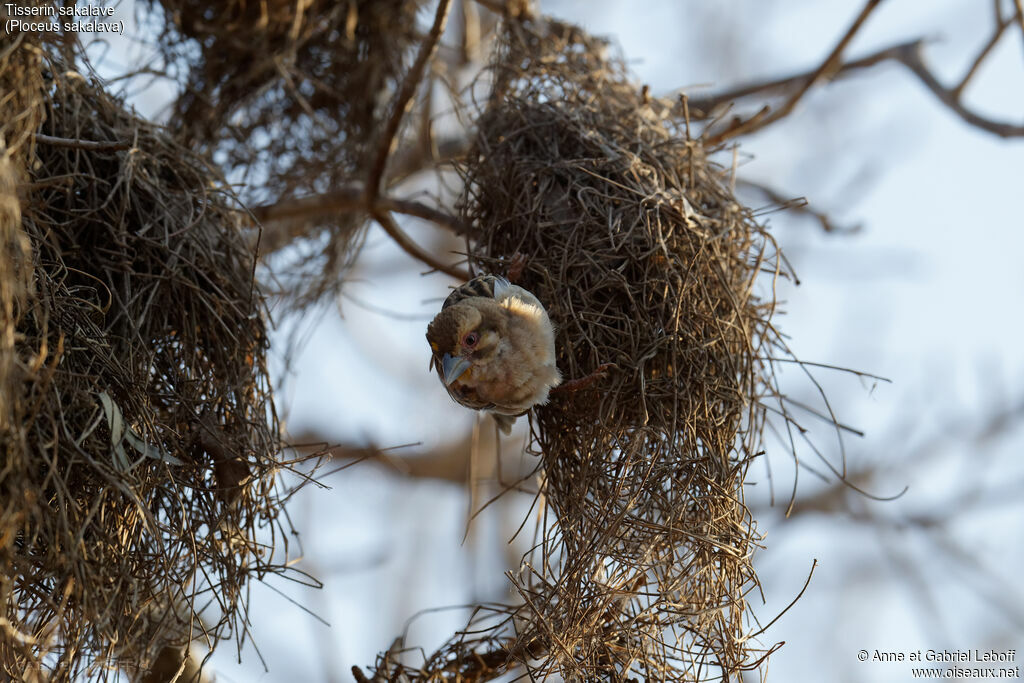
[1,30,299,682]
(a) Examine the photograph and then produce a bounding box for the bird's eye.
[463,332,479,348]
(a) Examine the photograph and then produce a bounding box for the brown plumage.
[426,275,561,433]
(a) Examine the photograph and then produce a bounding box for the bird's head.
[426,300,504,385]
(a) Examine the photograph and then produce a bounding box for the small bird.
[426,275,561,434]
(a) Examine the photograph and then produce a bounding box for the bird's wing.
[443,275,545,312]
[493,279,544,312]
[441,275,504,309]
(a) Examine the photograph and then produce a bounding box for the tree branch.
[706,0,887,145]
[33,133,131,152]
[738,179,861,234]
[372,209,471,281]
[1015,0,1024,47]
[251,185,474,251]
[696,26,1024,141]
[388,135,471,183]
[366,0,453,200]
[289,427,536,486]
[953,9,1016,97]
[688,41,918,116]
[253,189,472,278]
[308,439,472,484]
[893,41,1024,138]
[251,184,471,235]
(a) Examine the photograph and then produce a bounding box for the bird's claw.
[506,252,528,283]
[552,362,617,394]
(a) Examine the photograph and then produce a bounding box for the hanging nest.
[143,0,427,304]
[0,34,293,681]
[359,19,793,682]
[0,27,42,438]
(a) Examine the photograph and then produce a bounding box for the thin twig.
[696,36,1024,140]
[366,0,453,200]
[953,10,1016,97]
[1015,0,1024,47]
[33,133,131,152]
[693,5,1021,112]
[251,185,473,239]
[388,135,471,182]
[745,560,818,640]
[372,209,471,281]
[707,0,886,145]
[894,41,1024,138]
[739,179,861,234]
[688,40,919,114]
[290,433,478,484]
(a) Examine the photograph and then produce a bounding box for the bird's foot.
[506,252,528,283]
[552,363,617,394]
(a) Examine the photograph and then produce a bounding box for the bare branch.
[706,0,886,145]
[1015,0,1024,46]
[697,33,1024,140]
[688,41,919,115]
[366,0,453,199]
[256,193,473,276]
[250,133,473,257]
[953,10,1016,97]
[290,427,538,486]
[387,135,471,183]
[33,133,131,152]
[251,185,474,251]
[894,40,1024,138]
[372,209,471,281]
[738,179,861,234]
[313,439,471,484]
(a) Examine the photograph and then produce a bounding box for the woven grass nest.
[361,20,790,682]
[1,37,291,681]
[147,0,426,303]
[150,0,421,164]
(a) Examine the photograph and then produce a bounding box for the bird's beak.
[441,353,472,385]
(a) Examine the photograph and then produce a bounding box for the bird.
[426,275,561,434]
